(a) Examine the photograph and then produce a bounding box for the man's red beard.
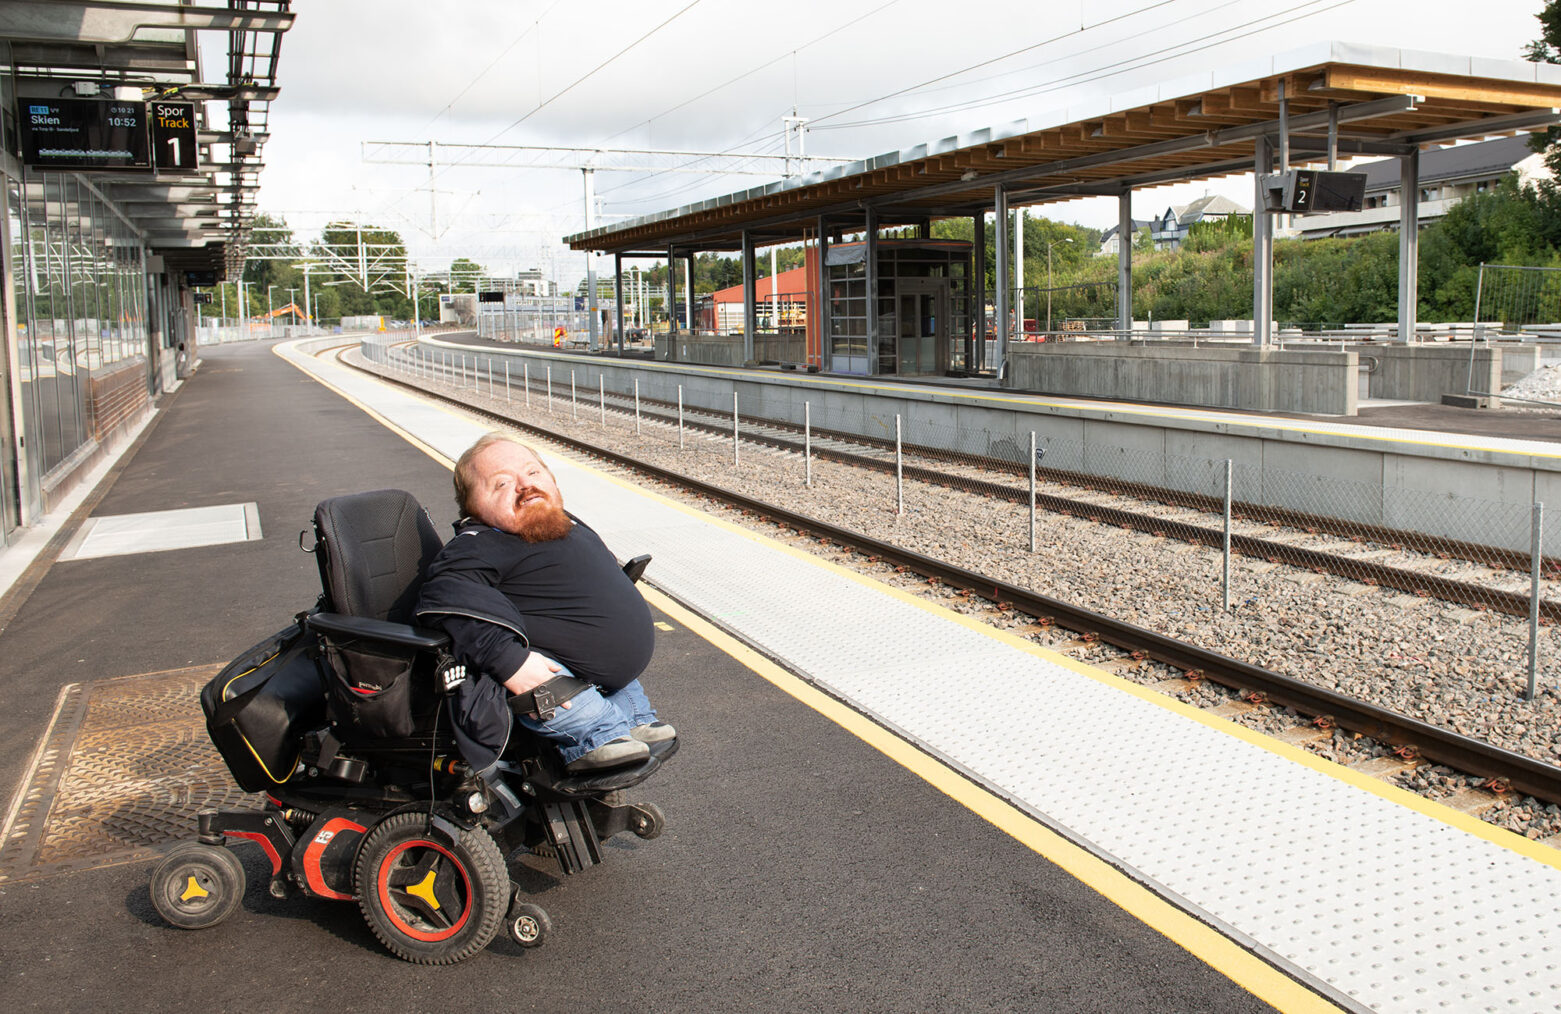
[515,497,572,542]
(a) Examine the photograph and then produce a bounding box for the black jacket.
[414,516,653,690]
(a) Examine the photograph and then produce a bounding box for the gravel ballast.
[358,352,1561,843]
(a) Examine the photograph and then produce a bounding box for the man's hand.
[502,651,563,696]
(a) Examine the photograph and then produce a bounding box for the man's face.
[468,441,569,540]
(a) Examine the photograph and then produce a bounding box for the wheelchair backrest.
[312,489,443,623]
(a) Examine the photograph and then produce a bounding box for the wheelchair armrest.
[622,553,651,584]
[306,612,450,651]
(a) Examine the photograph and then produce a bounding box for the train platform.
[438,332,1561,450]
[290,336,1561,1013]
[0,336,1557,1012]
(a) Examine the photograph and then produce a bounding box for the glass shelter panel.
[10,171,152,481]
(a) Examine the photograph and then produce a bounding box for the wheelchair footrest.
[540,800,602,875]
[532,738,679,798]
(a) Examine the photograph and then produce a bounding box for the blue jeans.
[516,669,657,765]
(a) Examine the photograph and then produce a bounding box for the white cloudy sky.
[229,0,1546,280]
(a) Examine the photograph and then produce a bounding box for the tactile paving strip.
[0,666,257,884]
[290,340,1561,1012]
[555,462,1561,1014]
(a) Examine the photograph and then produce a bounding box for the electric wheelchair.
[149,489,677,964]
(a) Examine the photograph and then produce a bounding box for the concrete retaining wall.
[407,336,1561,554]
[654,333,806,366]
[1006,342,1357,415]
[1356,344,1504,401]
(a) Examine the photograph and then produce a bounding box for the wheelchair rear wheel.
[150,842,246,930]
[354,812,507,964]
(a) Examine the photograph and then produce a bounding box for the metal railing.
[359,334,1560,705]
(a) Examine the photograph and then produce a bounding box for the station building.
[0,1,292,547]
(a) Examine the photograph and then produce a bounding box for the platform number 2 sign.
[151,101,198,171]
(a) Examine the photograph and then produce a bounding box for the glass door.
[895,279,949,376]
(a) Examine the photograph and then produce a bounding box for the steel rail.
[523,378,1555,621]
[440,338,1550,573]
[353,349,1561,806]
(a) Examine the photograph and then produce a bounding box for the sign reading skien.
[19,99,151,171]
[150,101,199,171]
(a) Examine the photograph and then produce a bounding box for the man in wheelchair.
[415,433,676,776]
[155,434,678,963]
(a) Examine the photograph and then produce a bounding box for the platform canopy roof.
[0,0,295,279]
[565,43,1561,255]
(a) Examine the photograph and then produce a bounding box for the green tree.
[1526,1,1561,172]
[450,257,485,292]
[310,222,412,320]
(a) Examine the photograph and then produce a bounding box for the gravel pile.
[1502,362,1561,402]
[364,355,1561,843]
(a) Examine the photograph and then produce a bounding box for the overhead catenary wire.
[572,0,1348,218]
[418,0,566,134]
[418,0,709,192]
[590,0,906,151]
[805,0,1184,131]
[811,0,1355,132]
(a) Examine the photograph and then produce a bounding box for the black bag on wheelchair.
[200,621,326,792]
[319,635,421,739]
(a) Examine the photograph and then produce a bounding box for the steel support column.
[1399,146,1420,344]
[613,252,626,354]
[666,244,677,338]
[685,254,696,331]
[1117,190,1133,335]
[972,212,986,372]
[741,230,758,365]
[1252,137,1274,347]
[866,206,880,375]
[1327,102,1339,171]
[583,169,599,351]
[817,216,831,370]
[994,186,1010,379]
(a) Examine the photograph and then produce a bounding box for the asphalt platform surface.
[0,340,1272,1013]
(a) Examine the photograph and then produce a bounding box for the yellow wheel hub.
[179,875,211,902]
[406,869,441,911]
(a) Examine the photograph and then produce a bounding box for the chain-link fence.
[475,296,595,346]
[358,335,1560,706]
[1474,263,1561,337]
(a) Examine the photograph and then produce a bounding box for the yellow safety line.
[295,336,1561,866]
[592,464,1561,868]
[273,342,455,470]
[638,583,1343,1013]
[293,337,1561,1008]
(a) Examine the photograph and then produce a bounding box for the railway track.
[349,342,1561,816]
[424,338,1559,623]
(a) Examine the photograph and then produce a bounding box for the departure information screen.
[18,99,152,171]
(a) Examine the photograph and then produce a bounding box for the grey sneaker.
[630,721,677,744]
[564,737,650,773]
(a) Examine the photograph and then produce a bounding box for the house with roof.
[1289,134,1550,239]
[1149,194,1252,250]
[1097,218,1154,257]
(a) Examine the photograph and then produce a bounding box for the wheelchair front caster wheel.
[150,842,246,930]
[507,901,551,948]
[629,802,665,840]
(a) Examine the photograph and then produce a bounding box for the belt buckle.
[531,683,557,721]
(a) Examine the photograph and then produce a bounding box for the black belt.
[509,675,592,720]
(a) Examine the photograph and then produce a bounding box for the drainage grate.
[0,666,259,884]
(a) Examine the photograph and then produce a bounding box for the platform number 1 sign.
[151,101,198,171]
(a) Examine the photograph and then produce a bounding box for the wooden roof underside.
[568,63,1561,254]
